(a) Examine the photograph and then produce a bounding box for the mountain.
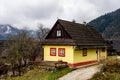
[0,24,20,34]
[0,24,20,40]
[0,24,36,40]
[89,8,120,39]
[27,30,37,38]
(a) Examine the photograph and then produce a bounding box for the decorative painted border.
[68,60,98,67]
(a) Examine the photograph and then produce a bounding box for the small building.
[42,19,108,67]
[107,39,120,55]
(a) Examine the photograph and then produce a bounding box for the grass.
[7,68,50,80]
[89,72,120,80]
[47,68,72,80]
[89,55,120,80]
[7,67,73,80]
[7,56,120,80]
[107,55,118,60]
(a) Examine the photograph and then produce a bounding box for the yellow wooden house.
[42,19,108,67]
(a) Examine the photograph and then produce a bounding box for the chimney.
[83,21,87,26]
[72,19,76,23]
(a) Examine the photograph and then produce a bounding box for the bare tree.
[0,24,50,76]
[3,30,38,76]
[36,23,49,41]
[36,23,50,60]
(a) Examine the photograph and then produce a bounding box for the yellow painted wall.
[43,45,74,63]
[73,48,97,63]
[43,45,107,64]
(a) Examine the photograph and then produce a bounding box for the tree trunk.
[23,59,27,66]
[18,66,21,76]
[11,63,15,76]
[18,59,22,76]
[12,68,15,76]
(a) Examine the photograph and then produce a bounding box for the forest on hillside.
[89,8,120,39]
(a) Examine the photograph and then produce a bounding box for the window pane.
[58,48,65,57]
[50,48,56,56]
[51,49,55,53]
[60,49,64,54]
[57,30,61,37]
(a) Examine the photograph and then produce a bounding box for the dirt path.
[58,65,102,80]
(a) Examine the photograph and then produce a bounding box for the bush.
[102,59,120,73]
[90,59,120,80]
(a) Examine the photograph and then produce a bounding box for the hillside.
[89,8,120,39]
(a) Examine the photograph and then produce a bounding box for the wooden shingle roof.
[43,19,107,47]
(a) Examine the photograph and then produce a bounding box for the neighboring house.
[42,19,108,67]
[112,39,120,55]
[107,39,120,55]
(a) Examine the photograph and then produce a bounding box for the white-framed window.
[57,30,61,37]
[58,48,65,57]
[50,48,56,56]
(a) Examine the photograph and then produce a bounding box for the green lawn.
[7,56,120,80]
[107,55,118,60]
[7,67,73,80]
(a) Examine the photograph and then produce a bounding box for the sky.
[0,0,120,30]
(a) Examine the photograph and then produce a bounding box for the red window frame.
[58,48,65,57]
[50,48,56,56]
[83,48,87,56]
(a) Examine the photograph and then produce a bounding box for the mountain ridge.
[89,8,120,39]
[0,24,36,40]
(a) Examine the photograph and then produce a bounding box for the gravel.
[58,65,102,80]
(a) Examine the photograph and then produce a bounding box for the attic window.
[57,30,61,37]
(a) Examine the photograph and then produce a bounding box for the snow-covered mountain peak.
[0,24,37,40]
[4,25,11,34]
[0,24,18,34]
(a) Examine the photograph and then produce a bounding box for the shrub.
[102,59,120,73]
[90,59,120,80]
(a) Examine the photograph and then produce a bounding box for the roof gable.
[43,19,107,46]
[46,21,72,39]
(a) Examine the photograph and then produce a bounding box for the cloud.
[87,0,120,14]
[0,0,120,30]
[0,0,63,29]
[13,0,63,20]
